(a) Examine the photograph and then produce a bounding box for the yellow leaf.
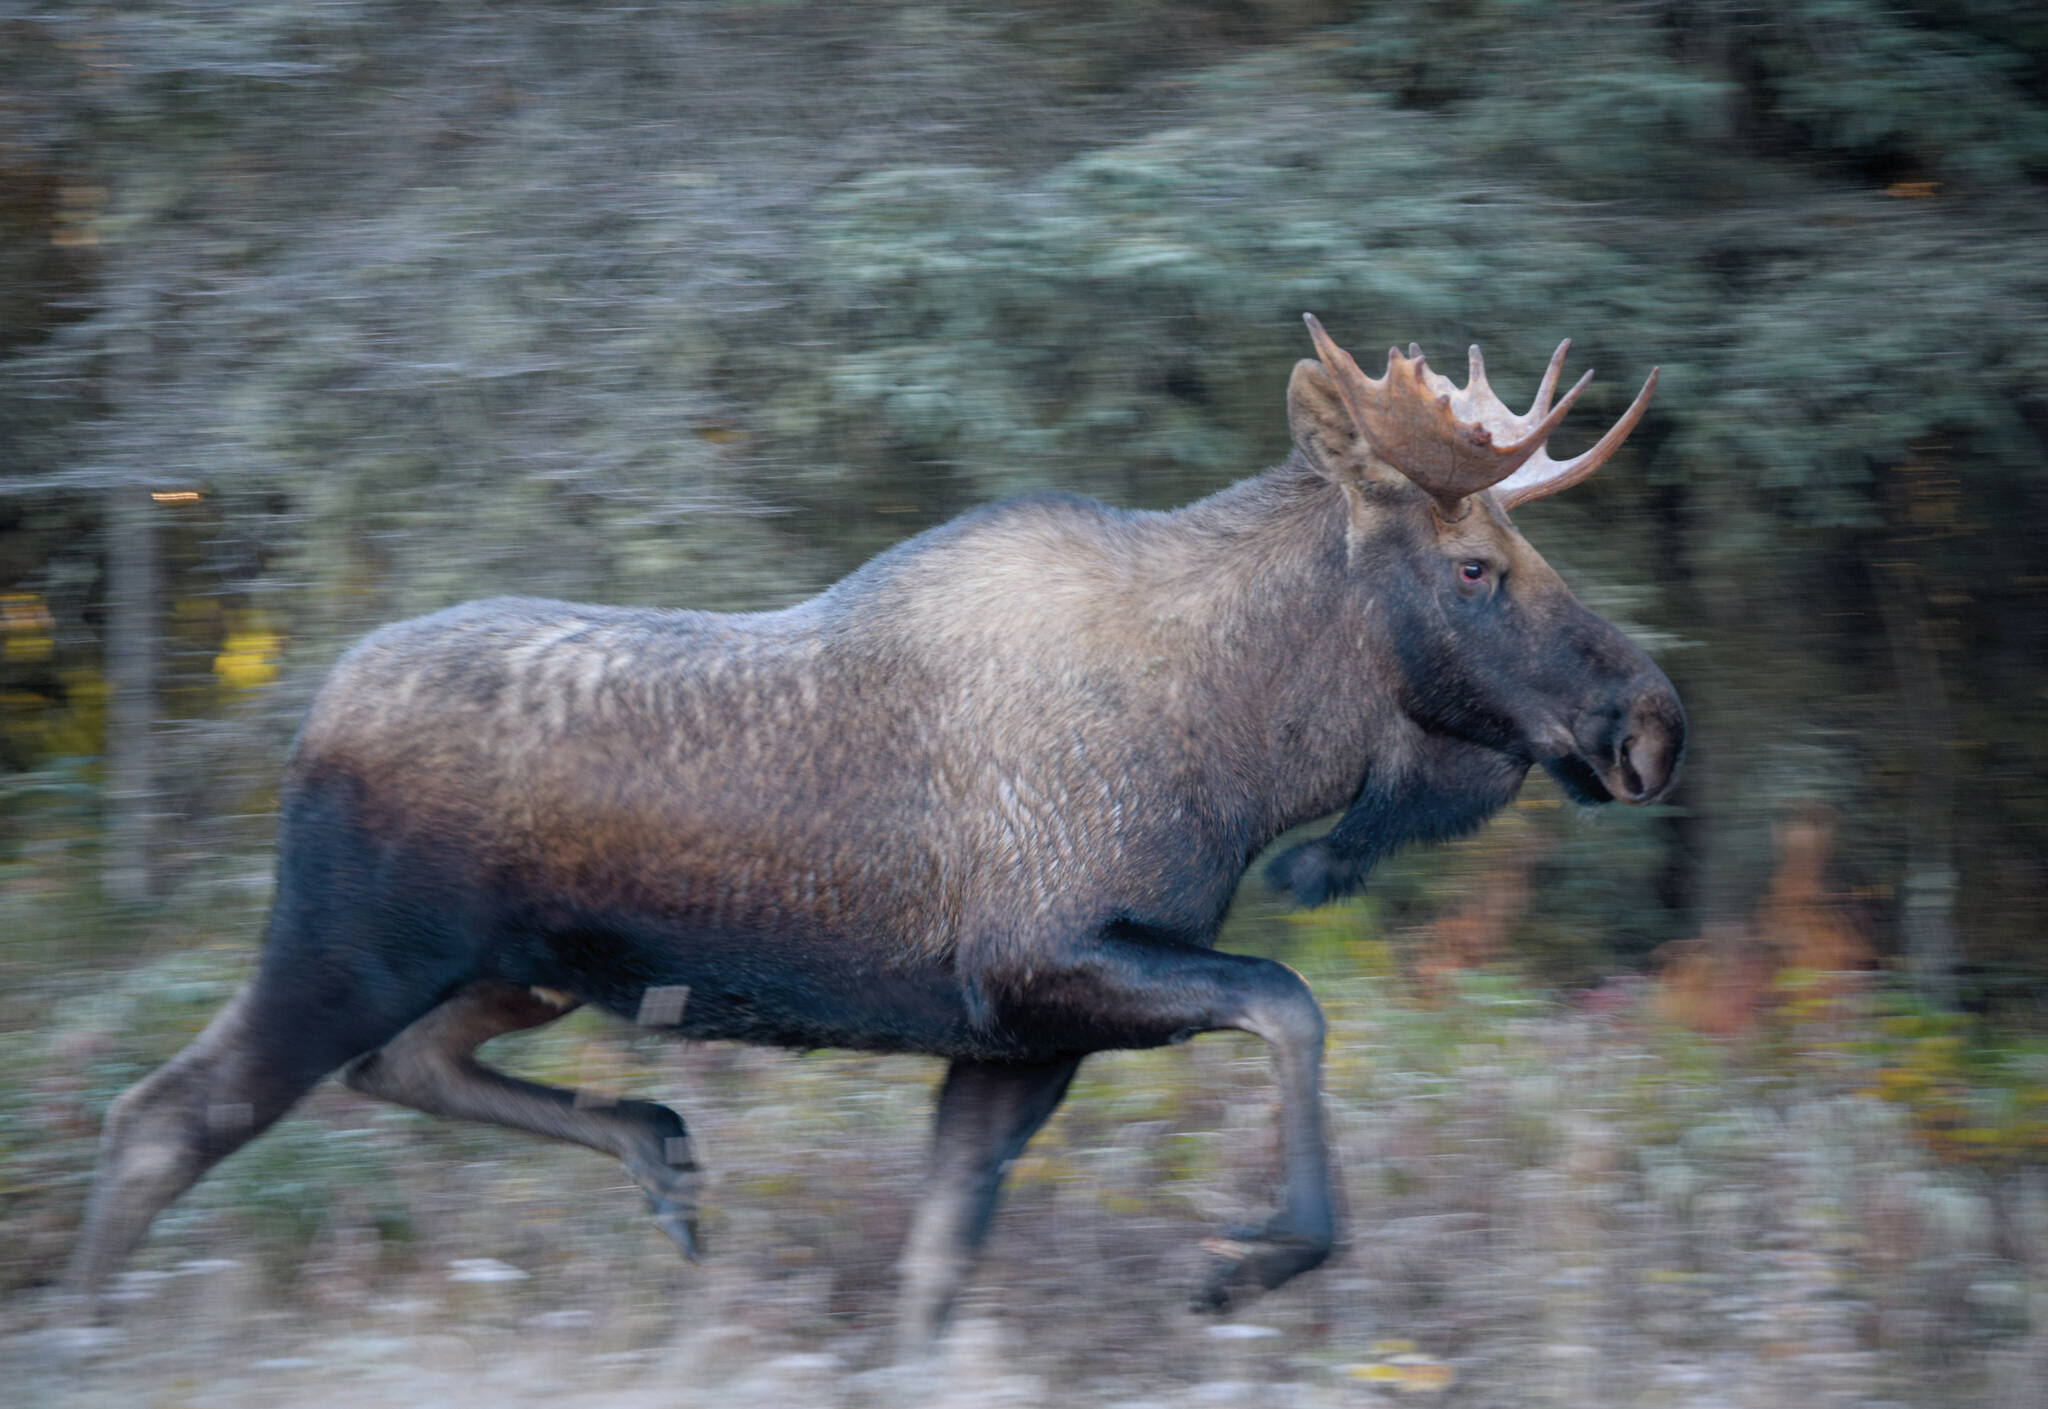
[213,630,283,690]
[1348,1363,1405,1383]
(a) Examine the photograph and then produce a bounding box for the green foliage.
[1861,1001,2048,1170]
[1,0,2047,992]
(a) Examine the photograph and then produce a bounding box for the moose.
[69,315,1681,1348]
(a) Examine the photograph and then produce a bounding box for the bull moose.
[69,315,1682,1347]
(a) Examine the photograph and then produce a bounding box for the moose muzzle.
[1591,682,1686,805]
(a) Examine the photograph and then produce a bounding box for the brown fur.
[293,466,1409,989]
[71,333,1682,1344]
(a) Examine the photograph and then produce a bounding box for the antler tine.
[1496,367,1661,510]
[1299,313,1658,513]
[1528,339,1571,420]
[1510,367,1593,458]
[1467,345,1490,397]
[1301,313,1381,440]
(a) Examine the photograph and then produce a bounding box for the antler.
[1302,313,1658,513]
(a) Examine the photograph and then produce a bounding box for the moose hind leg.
[340,982,701,1258]
[896,1056,1081,1354]
[67,972,434,1310]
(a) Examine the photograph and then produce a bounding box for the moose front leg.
[1193,976,1335,1311]
[1267,741,1526,908]
[996,937,1337,1315]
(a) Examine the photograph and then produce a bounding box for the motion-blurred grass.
[8,862,2048,1407]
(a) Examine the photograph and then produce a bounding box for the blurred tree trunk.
[1876,460,1960,1010]
[103,481,158,905]
[1664,478,1764,936]
[99,259,166,908]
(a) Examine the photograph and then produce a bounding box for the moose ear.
[1286,359,1368,483]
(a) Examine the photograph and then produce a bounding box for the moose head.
[1271,314,1685,904]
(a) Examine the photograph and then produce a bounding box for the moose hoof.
[1264,841,1362,910]
[1191,1218,1332,1312]
[647,1195,701,1261]
[626,1150,702,1262]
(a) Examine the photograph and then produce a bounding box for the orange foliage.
[1412,815,1544,995]
[1654,804,1872,1036]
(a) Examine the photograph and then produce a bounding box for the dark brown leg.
[994,936,1336,1315]
[340,982,701,1257]
[67,973,435,1310]
[896,1056,1081,1353]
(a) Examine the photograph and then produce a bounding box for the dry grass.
[6,921,2048,1407]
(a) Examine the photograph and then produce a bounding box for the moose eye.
[1459,561,1487,583]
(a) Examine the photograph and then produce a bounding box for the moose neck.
[1142,458,1414,848]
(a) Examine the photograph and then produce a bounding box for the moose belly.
[478,835,1001,1053]
[496,907,1005,1058]
[275,761,1005,1059]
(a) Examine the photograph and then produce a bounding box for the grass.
[4,877,2048,1406]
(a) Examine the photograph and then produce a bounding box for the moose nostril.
[1616,736,1646,800]
[1625,728,1675,799]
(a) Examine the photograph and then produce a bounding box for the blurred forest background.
[5,2,2048,1405]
